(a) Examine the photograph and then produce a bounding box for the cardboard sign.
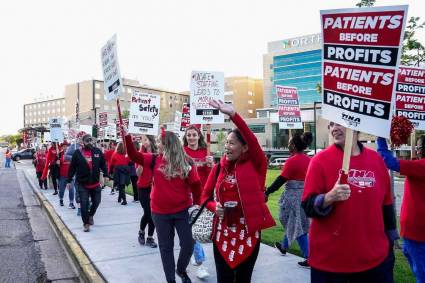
[128,90,161,136]
[99,112,108,128]
[101,34,122,101]
[395,66,425,130]
[43,132,51,143]
[104,124,117,140]
[180,103,190,132]
[321,5,408,138]
[49,117,64,143]
[277,86,303,129]
[190,71,224,124]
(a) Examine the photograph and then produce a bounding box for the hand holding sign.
[209,100,235,117]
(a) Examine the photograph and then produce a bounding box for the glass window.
[95,93,101,100]
[248,124,265,133]
[104,105,110,110]
[248,100,253,105]
[62,108,65,112]
[95,82,101,89]
[248,109,254,114]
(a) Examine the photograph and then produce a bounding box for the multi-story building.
[263,33,322,107]
[224,77,263,118]
[23,97,66,128]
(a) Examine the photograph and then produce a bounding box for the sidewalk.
[23,168,310,283]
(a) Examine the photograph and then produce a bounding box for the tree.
[215,129,226,155]
[121,110,130,119]
[355,0,375,7]
[401,17,425,66]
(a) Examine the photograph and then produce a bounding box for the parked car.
[12,148,36,161]
[268,157,286,169]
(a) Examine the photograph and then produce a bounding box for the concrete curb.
[23,171,106,283]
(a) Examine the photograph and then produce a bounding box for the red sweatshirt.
[41,146,61,180]
[59,153,70,177]
[280,153,311,180]
[302,144,392,273]
[136,148,154,189]
[399,159,425,242]
[125,135,201,214]
[184,146,212,186]
[109,152,130,173]
[35,152,47,173]
[104,149,115,171]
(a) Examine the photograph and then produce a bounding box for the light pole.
[313,101,321,154]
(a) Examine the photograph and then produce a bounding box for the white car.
[269,158,286,168]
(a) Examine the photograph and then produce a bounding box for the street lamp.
[313,101,321,154]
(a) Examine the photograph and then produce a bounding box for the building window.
[62,107,65,112]
[95,82,101,89]
[248,109,254,114]
[104,105,110,110]
[248,100,253,105]
[95,93,101,100]
[127,88,132,94]
[248,124,265,133]
[62,100,65,105]
[47,110,50,114]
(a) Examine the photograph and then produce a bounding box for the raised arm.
[376,137,400,172]
[124,134,145,165]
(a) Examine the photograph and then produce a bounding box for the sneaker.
[83,224,90,232]
[53,190,58,195]
[176,270,192,283]
[121,201,127,205]
[69,203,76,209]
[88,216,94,225]
[138,232,145,245]
[190,256,200,266]
[196,265,210,279]
[77,208,81,216]
[110,189,115,195]
[297,259,310,269]
[275,242,287,255]
[59,200,64,206]
[146,237,158,248]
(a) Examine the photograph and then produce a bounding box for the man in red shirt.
[302,122,397,283]
[377,135,425,282]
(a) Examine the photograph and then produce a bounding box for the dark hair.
[183,126,207,149]
[418,135,425,158]
[291,132,313,152]
[228,129,246,145]
[143,135,158,153]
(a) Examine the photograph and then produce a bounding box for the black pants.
[152,209,194,282]
[131,176,138,201]
[49,164,59,191]
[36,172,47,189]
[78,185,102,225]
[311,250,395,283]
[213,237,260,283]
[138,187,155,236]
[117,184,126,203]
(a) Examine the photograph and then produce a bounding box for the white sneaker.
[191,256,200,266]
[196,265,210,279]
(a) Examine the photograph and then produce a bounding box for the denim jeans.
[59,176,74,203]
[403,238,425,283]
[193,241,206,264]
[78,184,102,225]
[5,158,11,168]
[282,233,309,258]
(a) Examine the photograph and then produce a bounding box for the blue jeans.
[5,158,11,168]
[59,176,74,203]
[403,238,425,283]
[282,233,309,258]
[193,241,206,264]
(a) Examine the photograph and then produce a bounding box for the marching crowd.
[26,100,424,283]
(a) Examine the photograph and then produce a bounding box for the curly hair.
[159,131,193,179]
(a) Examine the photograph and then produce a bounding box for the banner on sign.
[395,66,425,130]
[101,34,122,101]
[128,90,161,136]
[321,5,408,138]
[190,71,224,124]
[49,117,64,143]
[105,124,117,140]
[277,86,303,129]
[99,112,108,128]
[180,103,190,132]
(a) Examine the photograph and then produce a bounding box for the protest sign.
[276,85,303,129]
[43,132,51,143]
[321,5,408,138]
[101,34,122,101]
[174,111,183,137]
[180,103,191,132]
[128,90,160,136]
[105,124,117,140]
[99,112,108,128]
[49,117,64,143]
[395,66,425,130]
[190,71,224,124]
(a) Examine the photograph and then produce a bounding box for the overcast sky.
[1,0,424,135]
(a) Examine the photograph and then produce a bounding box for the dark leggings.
[117,184,126,202]
[131,176,138,201]
[152,209,194,282]
[138,187,155,236]
[213,237,261,283]
[49,164,59,191]
[36,172,47,189]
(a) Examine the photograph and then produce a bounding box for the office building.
[224,77,263,118]
[23,97,66,128]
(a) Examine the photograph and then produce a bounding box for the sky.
[1,0,424,135]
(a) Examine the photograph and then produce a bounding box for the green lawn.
[263,169,415,283]
[116,170,415,282]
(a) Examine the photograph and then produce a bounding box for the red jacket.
[201,113,275,234]
[125,135,202,214]
[35,152,47,173]
[184,146,212,187]
[41,146,61,180]
[399,159,425,242]
[136,147,154,189]
[104,149,115,171]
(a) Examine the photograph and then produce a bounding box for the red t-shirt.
[280,153,311,181]
[184,146,212,187]
[59,153,70,177]
[35,152,46,173]
[399,159,425,242]
[110,152,130,169]
[302,144,392,273]
[136,150,154,189]
[82,149,99,189]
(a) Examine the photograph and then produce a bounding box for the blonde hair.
[159,131,192,179]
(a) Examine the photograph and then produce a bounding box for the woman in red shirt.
[265,132,312,267]
[183,125,213,279]
[136,135,158,248]
[201,100,275,283]
[41,142,61,195]
[34,146,48,190]
[109,142,131,205]
[124,129,201,283]
[58,142,75,208]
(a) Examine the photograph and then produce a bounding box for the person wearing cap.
[58,141,75,209]
[67,134,109,232]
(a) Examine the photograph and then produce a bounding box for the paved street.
[0,150,79,283]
